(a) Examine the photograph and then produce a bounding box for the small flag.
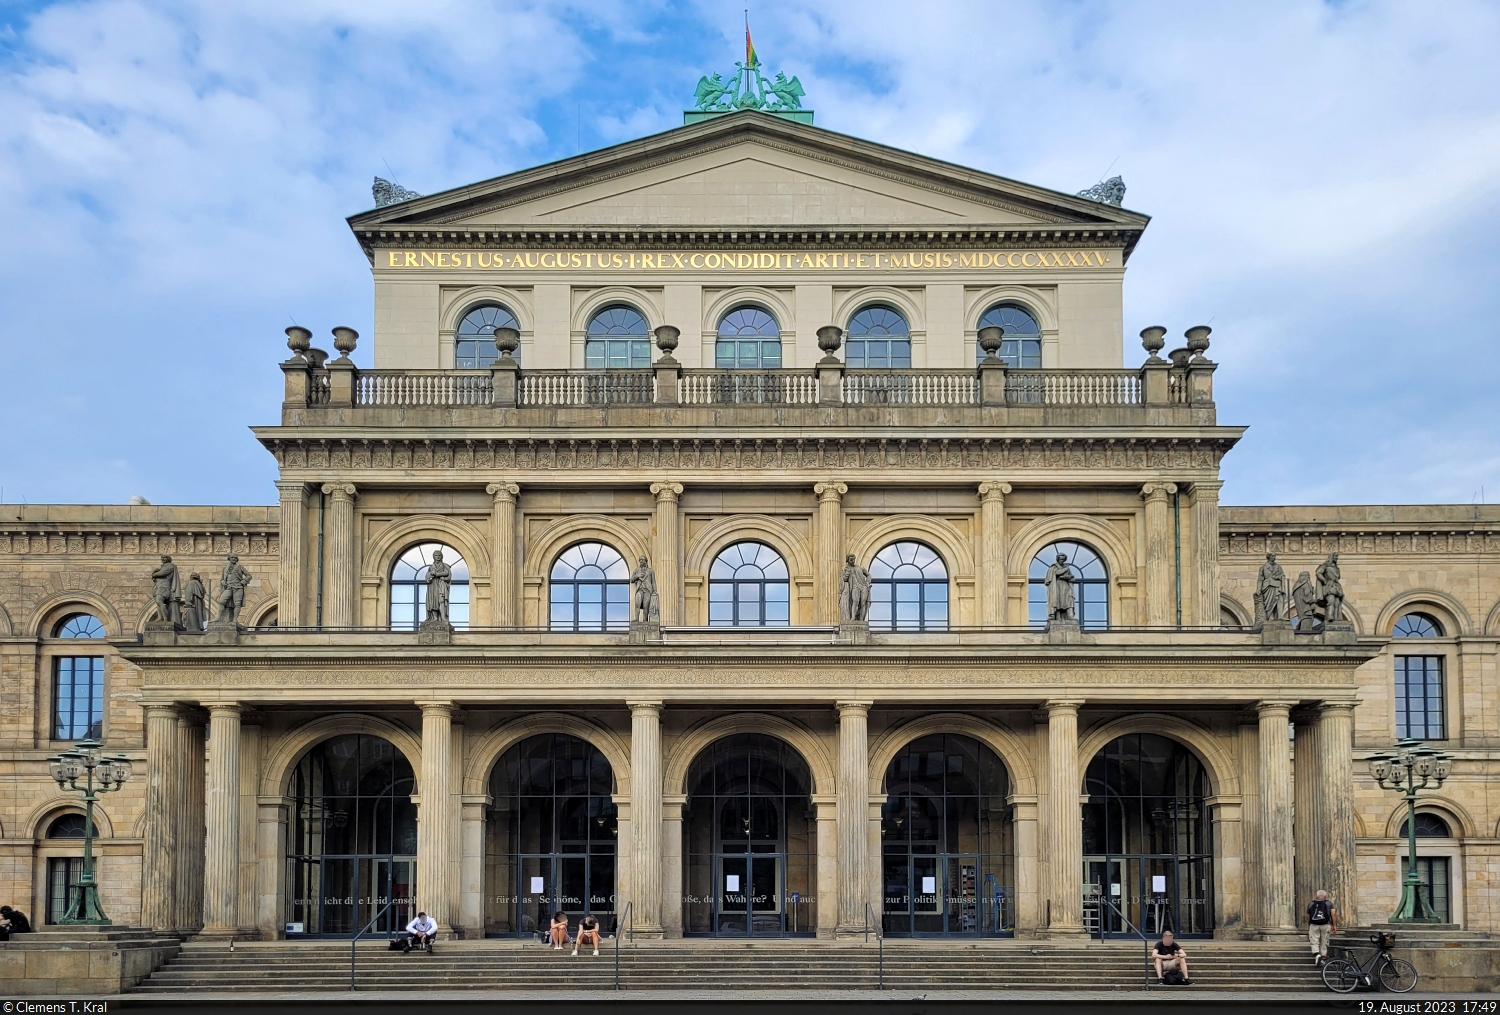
[745,16,758,66]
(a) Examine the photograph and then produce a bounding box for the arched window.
[456,303,520,368]
[1220,606,1243,629]
[585,305,651,369]
[46,813,87,838]
[708,542,789,627]
[1399,813,1452,838]
[869,542,948,631]
[977,304,1041,367]
[550,542,631,632]
[390,542,470,631]
[716,307,781,369]
[846,306,911,368]
[1393,612,1443,637]
[1028,540,1109,629]
[54,614,105,639]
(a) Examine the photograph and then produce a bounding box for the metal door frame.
[712,851,786,936]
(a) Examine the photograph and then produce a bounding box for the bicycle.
[1321,932,1418,993]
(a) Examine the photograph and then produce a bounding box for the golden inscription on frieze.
[379,249,1113,271]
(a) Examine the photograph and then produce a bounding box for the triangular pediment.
[349,112,1148,235]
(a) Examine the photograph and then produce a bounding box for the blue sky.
[1,0,1498,507]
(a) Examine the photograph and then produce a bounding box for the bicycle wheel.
[1379,956,1418,993]
[1322,958,1361,993]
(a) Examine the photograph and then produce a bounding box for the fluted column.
[275,481,307,626]
[486,482,520,626]
[141,704,181,931]
[1046,700,1085,934]
[978,482,1011,625]
[1140,482,1177,626]
[320,483,358,627]
[629,701,664,936]
[835,700,871,934]
[1258,700,1296,931]
[649,483,683,624]
[815,482,848,624]
[1192,481,1221,625]
[202,703,242,935]
[176,714,206,932]
[417,702,455,933]
[1318,702,1358,927]
[1292,711,1324,922]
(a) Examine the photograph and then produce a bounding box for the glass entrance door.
[518,854,615,936]
[715,852,783,935]
[884,854,999,935]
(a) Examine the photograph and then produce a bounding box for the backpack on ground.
[1162,967,1186,985]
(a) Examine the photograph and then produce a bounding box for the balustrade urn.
[284,326,312,361]
[331,326,359,361]
[816,325,843,362]
[977,325,1004,359]
[1139,325,1167,361]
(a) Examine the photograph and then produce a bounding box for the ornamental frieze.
[264,436,1230,474]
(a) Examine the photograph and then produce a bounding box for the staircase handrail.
[349,898,400,991]
[1096,894,1151,991]
[614,901,633,990]
[865,901,884,990]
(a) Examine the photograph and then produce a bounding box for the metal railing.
[355,370,492,406]
[1005,369,1142,405]
[1094,895,1152,991]
[842,369,977,405]
[680,369,818,405]
[613,901,633,990]
[865,901,884,990]
[349,898,400,991]
[520,369,655,406]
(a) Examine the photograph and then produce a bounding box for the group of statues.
[149,554,253,631]
[1255,552,1345,631]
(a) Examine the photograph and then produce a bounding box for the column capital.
[1045,699,1084,715]
[320,482,357,501]
[1318,700,1359,718]
[978,480,1013,501]
[205,702,243,719]
[417,700,457,718]
[835,699,872,717]
[1140,481,1178,501]
[650,481,683,502]
[144,703,181,720]
[275,480,308,499]
[1256,698,1297,716]
[814,481,848,503]
[486,481,520,503]
[627,700,664,717]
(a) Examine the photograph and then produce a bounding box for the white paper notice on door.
[530,877,545,894]
[1152,875,1167,893]
[921,876,937,894]
[726,875,740,892]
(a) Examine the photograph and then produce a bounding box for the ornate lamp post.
[1366,738,1452,923]
[47,738,132,925]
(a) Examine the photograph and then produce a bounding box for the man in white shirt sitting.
[404,911,438,953]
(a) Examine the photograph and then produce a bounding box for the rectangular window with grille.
[1395,656,1445,740]
[53,657,105,740]
[45,856,83,923]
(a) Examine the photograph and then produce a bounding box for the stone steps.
[134,941,1324,993]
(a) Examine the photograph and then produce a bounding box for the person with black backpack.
[1153,931,1193,985]
[1306,889,1338,966]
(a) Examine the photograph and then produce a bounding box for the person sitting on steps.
[549,911,570,950]
[1153,930,1193,985]
[404,911,437,953]
[572,914,601,956]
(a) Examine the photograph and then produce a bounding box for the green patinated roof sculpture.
[686,53,813,125]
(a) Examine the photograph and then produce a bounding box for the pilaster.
[978,482,1011,626]
[1257,700,1296,932]
[815,483,848,624]
[1192,481,1221,625]
[628,701,664,937]
[486,483,520,626]
[649,483,683,625]
[201,703,242,936]
[320,483,358,627]
[835,699,871,935]
[660,794,686,938]
[1140,482,1177,625]
[275,481,307,627]
[1010,796,1040,935]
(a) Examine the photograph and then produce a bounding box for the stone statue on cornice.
[630,556,660,623]
[839,554,871,623]
[150,554,182,629]
[1044,552,1077,622]
[1316,553,1345,624]
[1254,552,1288,623]
[424,549,452,626]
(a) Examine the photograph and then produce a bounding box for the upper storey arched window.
[456,303,520,368]
[977,304,1041,367]
[550,542,631,632]
[1028,540,1108,630]
[716,307,781,369]
[1393,612,1443,638]
[846,306,911,368]
[708,542,790,627]
[390,542,470,631]
[869,541,948,631]
[585,305,651,369]
[54,614,105,639]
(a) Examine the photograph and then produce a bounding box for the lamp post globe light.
[46,738,132,925]
[1366,739,1453,924]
